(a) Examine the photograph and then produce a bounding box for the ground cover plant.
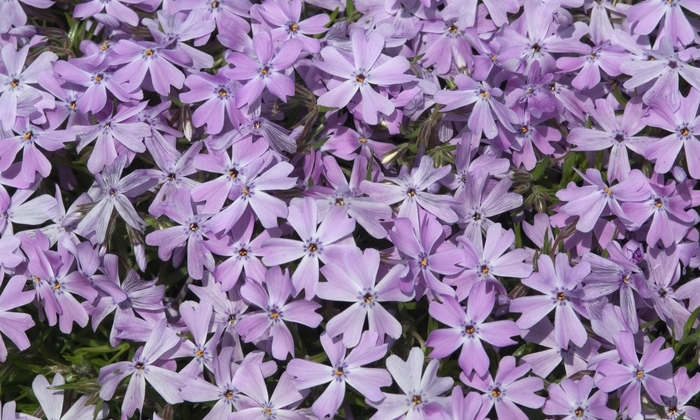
[0,0,699,419]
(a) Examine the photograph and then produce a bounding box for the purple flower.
[461,356,545,420]
[543,376,616,420]
[644,87,700,179]
[627,0,700,46]
[511,253,589,349]
[75,156,155,244]
[73,102,152,174]
[205,213,270,291]
[447,223,532,299]
[455,167,523,251]
[315,29,414,125]
[226,31,302,108]
[208,158,296,232]
[388,215,464,298]
[146,189,215,280]
[0,0,53,33]
[74,0,142,26]
[98,318,184,417]
[256,0,330,53]
[261,197,356,298]
[645,246,691,340]
[145,140,201,217]
[369,347,454,420]
[596,331,675,417]
[426,282,520,376]
[556,42,626,91]
[0,275,34,362]
[555,168,650,233]
[229,365,307,420]
[435,74,518,139]
[52,60,134,114]
[287,331,391,419]
[112,40,186,96]
[316,247,411,347]
[174,300,219,377]
[180,349,275,420]
[658,367,700,420]
[0,182,56,237]
[180,69,244,135]
[236,267,322,360]
[361,155,458,227]
[33,373,107,420]
[142,10,215,69]
[568,97,654,183]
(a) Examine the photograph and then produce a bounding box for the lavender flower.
[544,376,616,420]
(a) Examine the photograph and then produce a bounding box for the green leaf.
[612,83,629,106]
[682,305,700,339]
[530,157,549,181]
[345,0,356,21]
[317,105,338,113]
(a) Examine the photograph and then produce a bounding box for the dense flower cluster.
[0,0,699,419]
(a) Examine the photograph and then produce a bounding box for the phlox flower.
[426,282,520,376]
[0,275,34,362]
[229,365,307,420]
[180,69,244,135]
[510,253,589,349]
[236,267,322,360]
[287,331,391,419]
[316,247,411,348]
[544,376,616,420]
[596,332,675,417]
[255,0,330,53]
[369,346,454,420]
[315,29,414,125]
[98,318,184,418]
[33,374,107,420]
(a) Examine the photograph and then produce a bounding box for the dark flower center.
[227,314,237,325]
[622,273,631,284]
[668,406,678,415]
[363,293,373,303]
[189,223,199,231]
[333,366,344,376]
[10,78,19,88]
[557,292,566,301]
[211,0,219,7]
[448,24,458,34]
[269,310,280,319]
[253,121,261,130]
[532,43,542,53]
[70,101,77,110]
[135,362,145,370]
[144,49,154,56]
[614,133,625,142]
[654,198,663,207]
[420,257,429,266]
[480,265,490,274]
[288,23,299,32]
[412,395,422,405]
[520,125,528,134]
[260,66,270,75]
[219,88,228,97]
[238,248,248,257]
[225,390,234,399]
[407,188,416,197]
[465,325,475,334]
[575,407,584,417]
[335,198,345,206]
[196,349,204,357]
[228,168,238,178]
[472,212,481,221]
[23,131,33,141]
[167,173,176,181]
[636,369,644,378]
[480,90,490,98]
[355,73,366,83]
[681,127,690,137]
[658,289,667,298]
[308,243,318,252]
[491,388,501,398]
[668,60,678,69]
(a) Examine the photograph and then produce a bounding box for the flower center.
[335,198,345,206]
[448,24,458,34]
[241,188,250,195]
[9,79,19,88]
[253,121,261,130]
[575,407,584,417]
[144,49,154,56]
[227,314,237,325]
[480,265,490,274]
[355,73,366,83]
[603,187,613,195]
[465,325,475,334]
[228,168,238,178]
[654,198,663,207]
[614,133,625,142]
[189,223,199,231]
[480,90,490,98]
[420,257,429,266]
[53,282,61,290]
[659,288,667,298]
[263,407,273,416]
[225,390,234,399]
[23,131,33,141]
[407,188,416,197]
[557,292,566,301]
[622,273,631,284]
[681,127,690,137]
[219,89,228,97]
[668,406,678,415]
[135,362,145,370]
[167,173,176,181]
[636,369,644,379]
[472,212,481,221]
[532,43,542,53]
[260,66,270,75]
[211,0,219,7]
[238,248,248,257]
[289,23,299,32]
[93,74,103,83]
[668,60,678,69]
[491,388,501,398]
[196,349,204,357]
[308,243,318,252]
[359,137,367,143]
[334,366,344,376]
[70,101,77,109]
[270,310,280,319]
[520,125,528,134]
[412,395,422,405]
[363,293,373,303]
